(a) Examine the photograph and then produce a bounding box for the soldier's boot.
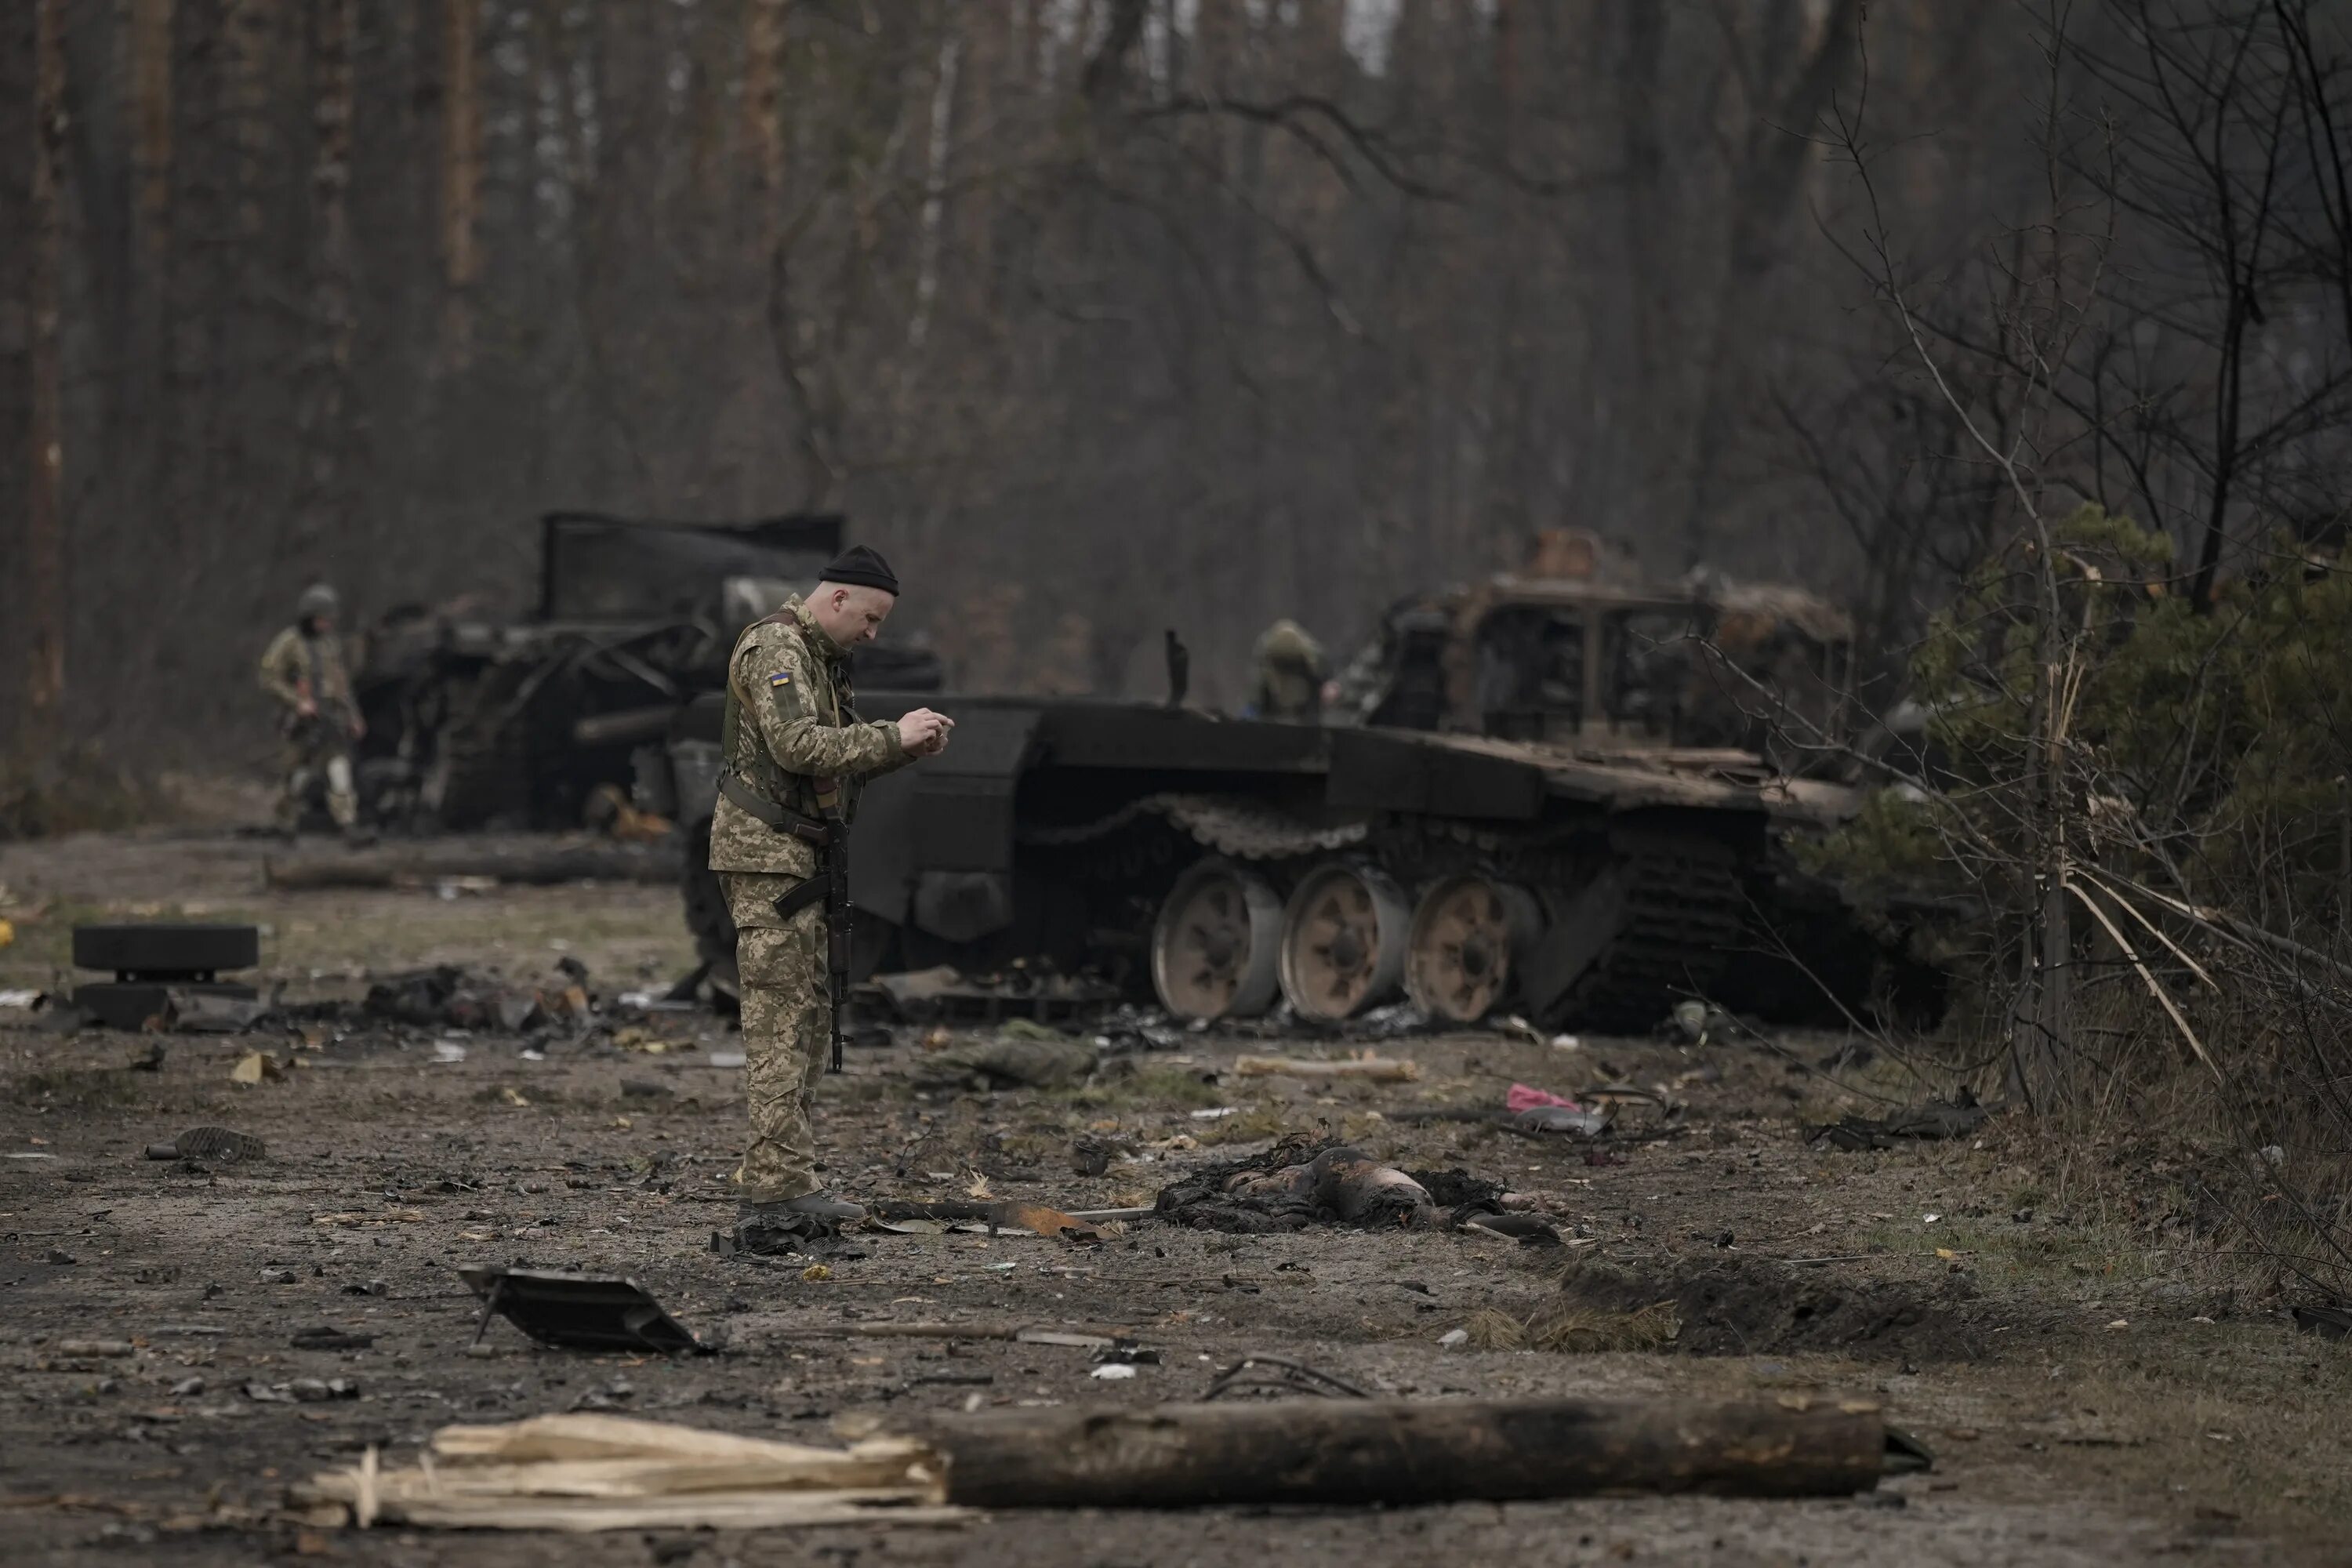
[324,756,363,838]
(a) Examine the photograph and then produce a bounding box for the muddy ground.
[3,826,2346,1566]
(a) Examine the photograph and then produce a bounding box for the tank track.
[1545,829,1751,1032]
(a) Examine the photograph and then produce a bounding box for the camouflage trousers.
[278,731,357,830]
[720,872,831,1203]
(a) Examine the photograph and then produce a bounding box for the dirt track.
[2,828,2344,1566]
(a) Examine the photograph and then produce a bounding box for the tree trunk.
[129,0,176,357]
[440,0,481,372]
[914,1398,1907,1506]
[24,0,69,747]
[301,0,358,550]
[742,0,789,250]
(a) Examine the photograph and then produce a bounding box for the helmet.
[297,583,340,621]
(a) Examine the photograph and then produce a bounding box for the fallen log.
[297,1400,1929,1530]
[265,837,677,891]
[914,1396,1926,1506]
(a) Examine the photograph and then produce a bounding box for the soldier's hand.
[898,708,954,757]
[296,699,318,720]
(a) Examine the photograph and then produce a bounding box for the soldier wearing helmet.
[257,583,366,835]
[1247,619,1332,722]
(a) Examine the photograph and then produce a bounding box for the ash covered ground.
[2,829,2345,1566]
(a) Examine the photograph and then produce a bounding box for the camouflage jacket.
[257,626,355,727]
[707,596,911,877]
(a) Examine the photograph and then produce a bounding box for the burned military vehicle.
[659,534,1918,1031]
[352,513,938,829]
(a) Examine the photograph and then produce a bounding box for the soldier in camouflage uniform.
[1247,618,1331,722]
[710,546,953,1229]
[258,583,365,834]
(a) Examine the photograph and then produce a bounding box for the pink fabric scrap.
[1506,1082,1581,1113]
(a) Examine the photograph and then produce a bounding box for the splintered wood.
[295,1414,966,1531]
[1232,1054,1421,1083]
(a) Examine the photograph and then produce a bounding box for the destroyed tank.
[352,513,940,829]
[662,532,1917,1032]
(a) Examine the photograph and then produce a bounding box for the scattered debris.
[364,966,570,1033]
[1201,1353,1374,1402]
[1232,1054,1421,1083]
[1513,1104,1614,1137]
[1661,1000,1747,1044]
[1506,1083,1581,1112]
[55,1340,136,1358]
[2292,1305,2352,1340]
[228,1051,285,1085]
[291,1327,375,1351]
[1069,1132,1124,1177]
[1089,1363,1138,1381]
[0,988,42,1010]
[1806,1091,1988,1152]
[143,1127,267,1163]
[459,1269,710,1355]
[249,1377,358,1403]
[294,1414,966,1531]
[909,1031,1096,1091]
[863,1199,1100,1241]
[866,965,1123,1025]
[164,989,273,1033]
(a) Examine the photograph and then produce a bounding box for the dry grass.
[1464,1299,1682,1354]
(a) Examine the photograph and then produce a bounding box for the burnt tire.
[73,924,259,976]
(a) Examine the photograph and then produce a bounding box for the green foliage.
[1824,504,2352,924]
[1795,785,1942,891]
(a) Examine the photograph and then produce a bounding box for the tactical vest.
[720,612,862,824]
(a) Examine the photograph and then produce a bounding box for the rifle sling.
[719,773,837,847]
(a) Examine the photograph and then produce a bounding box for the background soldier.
[1247,618,1332,722]
[257,583,365,835]
[710,546,952,1237]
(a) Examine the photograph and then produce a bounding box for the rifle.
[820,804,851,1074]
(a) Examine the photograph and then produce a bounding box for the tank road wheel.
[1151,862,1283,1022]
[1404,876,1543,1024]
[1277,863,1411,1023]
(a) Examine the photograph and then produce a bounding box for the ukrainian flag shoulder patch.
[769,672,793,688]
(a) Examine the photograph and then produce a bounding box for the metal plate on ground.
[74,982,257,1033]
[457,1268,708,1354]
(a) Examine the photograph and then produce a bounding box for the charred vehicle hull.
[354,513,940,830]
[665,694,1911,1030]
